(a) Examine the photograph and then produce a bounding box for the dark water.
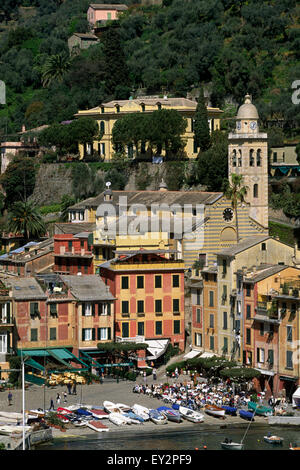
[39,425,300,451]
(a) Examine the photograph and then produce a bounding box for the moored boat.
[264,435,283,445]
[115,403,131,413]
[239,409,255,421]
[108,412,128,426]
[204,404,225,418]
[87,420,109,432]
[123,411,144,424]
[221,440,244,450]
[132,404,150,421]
[157,406,182,423]
[248,401,273,417]
[172,404,204,423]
[90,409,109,419]
[149,409,168,425]
[221,405,237,416]
[103,401,122,414]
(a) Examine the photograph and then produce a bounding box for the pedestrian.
[49,398,55,411]
[175,367,179,379]
[67,383,72,395]
[153,368,157,381]
[56,393,61,406]
[8,391,12,406]
[63,391,67,403]
[143,371,147,384]
[72,382,77,395]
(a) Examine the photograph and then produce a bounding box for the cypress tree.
[193,87,211,153]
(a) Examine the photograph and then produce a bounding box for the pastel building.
[75,97,223,161]
[87,4,128,27]
[53,233,94,275]
[100,250,186,361]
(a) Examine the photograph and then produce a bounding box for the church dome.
[236,94,259,120]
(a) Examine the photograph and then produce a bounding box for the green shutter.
[82,329,85,341]
[92,303,95,316]
[92,328,95,340]
[108,327,111,340]
[82,303,85,316]
[107,303,111,315]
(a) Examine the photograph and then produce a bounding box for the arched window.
[232,149,237,167]
[238,149,242,167]
[256,149,261,167]
[249,149,254,167]
[253,184,258,198]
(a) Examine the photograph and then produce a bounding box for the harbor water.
[39,424,300,451]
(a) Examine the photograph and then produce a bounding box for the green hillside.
[0,0,299,136]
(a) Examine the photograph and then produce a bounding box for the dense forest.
[0,0,299,137]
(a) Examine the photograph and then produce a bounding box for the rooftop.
[89,4,128,10]
[1,276,47,300]
[217,235,270,257]
[60,275,115,302]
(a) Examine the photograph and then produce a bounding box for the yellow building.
[75,96,223,160]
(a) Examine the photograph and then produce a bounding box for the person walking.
[8,391,12,406]
[153,368,157,381]
[143,371,147,384]
[56,393,61,406]
[72,382,77,395]
[175,367,179,379]
[63,391,67,403]
[49,398,55,411]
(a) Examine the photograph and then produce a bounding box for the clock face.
[223,208,234,222]
[250,121,257,130]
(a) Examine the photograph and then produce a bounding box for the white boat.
[115,403,131,413]
[221,440,244,450]
[149,409,168,425]
[0,411,24,420]
[132,404,150,421]
[87,420,109,432]
[90,408,109,419]
[264,435,284,445]
[108,413,128,426]
[179,406,204,423]
[204,404,225,418]
[103,401,121,413]
[0,425,31,436]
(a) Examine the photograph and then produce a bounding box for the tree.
[41,53,71,87]
[7,201,47,240]
[0,154,36,208]
[225,173,248,242]
[193,87,211,152]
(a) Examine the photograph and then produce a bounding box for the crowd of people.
[132,377,288,413]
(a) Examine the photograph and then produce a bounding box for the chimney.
[104,181,113,201]
[159,178,168,192]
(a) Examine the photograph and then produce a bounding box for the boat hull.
[264,436,283,445]
[239,410,254,421]
[221,442,244,450]
[248,401,273,417]
[205,405,225,418]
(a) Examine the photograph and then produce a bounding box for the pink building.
[87,4,128,26]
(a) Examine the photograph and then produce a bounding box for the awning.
[280,375,297,381]
[146,339,169,360]
[183,349,201,359]
[255,368,275,376]
[200,352,218,358]
[18,348,89,370]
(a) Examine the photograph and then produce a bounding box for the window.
[195,333,202,347]
[30,329,38,341]
[253,184,258,198]
[257,347,265,363]
[209,336,214,350]
[49,328,56,340]
[82,302,93,316]
[267,349,274,366]
[137,322,144,336]
[249,149,254,166]
[122,322,129,338]
[174,320,180,334]
[155,275,162,288]
[259,322,264,336]
[235,319,240,334]
[222,259,227,275]
[98,302,110,316]
[82,328,95,341]
[98,328,108,341]
[222,285,227,304]
[49,303,57,317]
[246,285,251,297]
[256,149,261,166]
[100,121,105,133]
[287,325,293,342]
[30,302,39,318]
[137,300,144,314]
[137,276,144,289]
[273,151,277,163]
[122,301,129,315]
[196,289,201,305]
[286,351,293,369]
[246,304,251,319]
[209,291,214,307]
[155,299,162,313]
[173,299,180,313]
[246,328,251,345]
[261,243,266,251]
[196,308,201,324]
[232,149,237,167]
[209,314,214,328]
[172,275,180,288]
[0,335,7,354]
[68,241,72,252]
[223,311,227,330]
[155,321,162,335]
[223,337,228,354]
[121,276,129,290]
[238,149,242,167]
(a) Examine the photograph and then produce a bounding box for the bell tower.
[228,94,269,230]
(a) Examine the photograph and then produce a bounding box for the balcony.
[254,301,280,324]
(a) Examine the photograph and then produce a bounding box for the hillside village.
[0,0,299,407]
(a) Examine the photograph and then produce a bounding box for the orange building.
[100,250,186,357]
[242,265,300,401]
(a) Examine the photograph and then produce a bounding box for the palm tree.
[7,201,47,241]
[41,53,71,88]
[225,173,248,242]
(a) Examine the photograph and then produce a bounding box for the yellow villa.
[75,96,223,160]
